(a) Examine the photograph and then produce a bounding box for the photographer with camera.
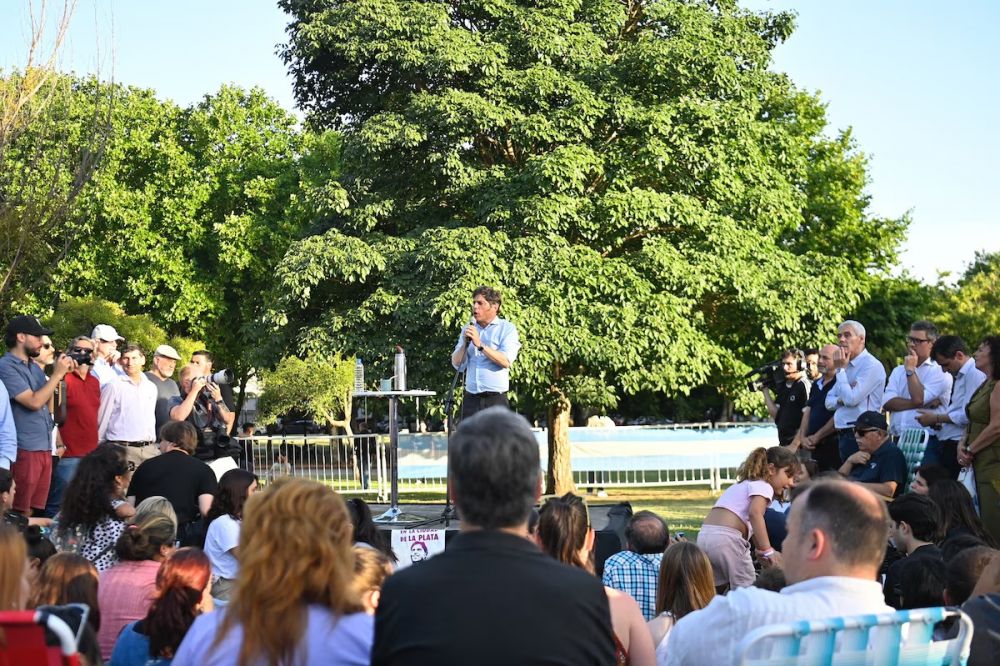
[169,364,235,461]
[43,336,101,518]
[760,349,809,448]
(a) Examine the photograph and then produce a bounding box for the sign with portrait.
[390,528,446,569]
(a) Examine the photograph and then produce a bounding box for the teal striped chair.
[897,428,930,490]
[737,607,972,665]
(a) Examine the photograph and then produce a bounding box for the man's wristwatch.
[905,370,915,377]
[477,344,484,352]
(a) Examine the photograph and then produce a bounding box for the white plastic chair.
[897,428,930,488]
[737,606,973,665]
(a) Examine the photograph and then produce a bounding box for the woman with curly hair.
[958,336,1000,543]
[173,478,372,665]
[110,547,213,665]
[203,469,257,605]
[51,444,134,571]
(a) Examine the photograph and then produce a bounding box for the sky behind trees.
[2,0,996,284]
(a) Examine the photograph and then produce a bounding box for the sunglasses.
[854,427,880,436]
[70,346,93,353]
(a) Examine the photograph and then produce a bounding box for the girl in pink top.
[697,447,798,592]
[97,511,177,660]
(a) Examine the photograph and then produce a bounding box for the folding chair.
[897,428,930,489]
[737,606,973,666]
[0,609,81,666]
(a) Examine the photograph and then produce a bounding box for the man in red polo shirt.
[44,336,101,518]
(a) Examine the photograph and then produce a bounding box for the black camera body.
[65,349,93,366]
[745,360,787,393]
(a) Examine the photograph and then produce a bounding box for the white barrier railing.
[235,423,779,495]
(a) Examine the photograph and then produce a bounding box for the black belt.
[465,391,506,397]
[836,428,854,434]
[119,441,154,448]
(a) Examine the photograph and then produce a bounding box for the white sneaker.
[596,490,608,498]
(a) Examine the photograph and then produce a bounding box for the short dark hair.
[192,349,214,363]
[472,286,501,309]
[122,343,144,356]
[931,334,968,360]
[0,468,12,494]
[899,557,946,610]
[625,511,669,554]
[449,407,539,529]
[795,481,889,568]
[910,320,939,341]
[803,348,819,357]
[945,546,995,605]
[888,493,942,543]
[780,348,803,362]
[915,463,951,488]
[160,421,198,455]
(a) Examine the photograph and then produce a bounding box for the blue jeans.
[44,456,81,518]
[838,431,859,465]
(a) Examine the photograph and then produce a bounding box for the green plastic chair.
[737,606,973,665]
[897,428,930,490]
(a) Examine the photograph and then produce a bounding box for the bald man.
[792,344,841,471]
[666,481,893,665]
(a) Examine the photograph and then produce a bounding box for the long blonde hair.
[214,478,360,665]
[0,525,27,610]
[655,541,715,618]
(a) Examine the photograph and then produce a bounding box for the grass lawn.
[380,485,717,540]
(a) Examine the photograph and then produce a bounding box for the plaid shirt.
[601,551,663,620]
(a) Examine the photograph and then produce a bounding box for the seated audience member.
[25,524,57,583]
[372,407,615,666]
[203,469,257,606]
[647,541,715,664]
[346,496,395,562]
[133,495,179,533]
[945,546,995,607]
[753,567,787,592]
[909,463,951,495]
[838,411,907,498]
[98,512,178,660]
[27,552,103,666]
[128,421,217,547]
[698,447,797,591]
[539,493,656,666]
[1,467,26,531]
[898,557,946,609]
[602,510,670,620]
[51,445,133,571]
[929,479,997,560]
[666,480,894,665]
[173,478,372,665]
[884,493,943,608]
[0,524,30,610]
[352,545,394,615]
[110,547,213,666]
[963,551,1000,666]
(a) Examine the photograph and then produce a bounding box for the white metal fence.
[234,422,779,496]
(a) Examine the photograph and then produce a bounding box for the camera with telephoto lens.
[197,369,234,386]
[65,348,93,366]
[744,360,787,393]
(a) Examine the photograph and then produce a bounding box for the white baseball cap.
[91,324,124,342]
[154,344,182,361]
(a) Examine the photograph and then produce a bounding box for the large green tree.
[275,0,906,492]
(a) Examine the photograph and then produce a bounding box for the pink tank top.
[713,480,774,537]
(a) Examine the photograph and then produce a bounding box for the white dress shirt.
[97,373,157,442]
[939,357,988,441]
[882,358,953,435]
[665,576,892,665]
[90,358,125,388]
[825,348,886,429]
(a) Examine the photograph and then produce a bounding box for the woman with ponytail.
[97,511,177,660]
[109,547,212,665]
[538,493,656,666]
[698,446,798,592]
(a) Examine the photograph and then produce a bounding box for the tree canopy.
[274,0,907,491]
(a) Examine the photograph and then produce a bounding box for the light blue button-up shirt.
[452,317,521,394]
[0,380,17,468]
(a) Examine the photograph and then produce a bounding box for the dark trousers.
[937,438,962,479]
[812,434,841,472]
[461,391,509,420]
[838,430,859,464]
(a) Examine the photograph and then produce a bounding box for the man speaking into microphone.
[451,286,521,420]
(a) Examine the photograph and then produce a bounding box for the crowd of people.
[1,309,999,664]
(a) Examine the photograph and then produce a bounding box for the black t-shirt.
[127,451,217,525]
[775,379,808,445]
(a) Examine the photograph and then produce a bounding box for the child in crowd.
[647,541,715,662]
[204,469,258,606]
[25,525,57,584]
[697,447,798,591]
[351,545,393,614]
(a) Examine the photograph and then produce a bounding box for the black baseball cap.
[852,411,888,431]
[5,315,53,337]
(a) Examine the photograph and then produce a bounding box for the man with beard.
[0,316,75,516]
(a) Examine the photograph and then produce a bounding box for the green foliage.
[257,353,356,432]
[274,0,906,412]
[936,251,1000,347]
[43,297,201,362]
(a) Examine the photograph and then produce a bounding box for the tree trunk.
[546,389,576,495]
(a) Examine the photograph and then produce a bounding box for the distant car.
[278,420,325,436]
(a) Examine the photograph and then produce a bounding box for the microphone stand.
[439,364,463,526]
